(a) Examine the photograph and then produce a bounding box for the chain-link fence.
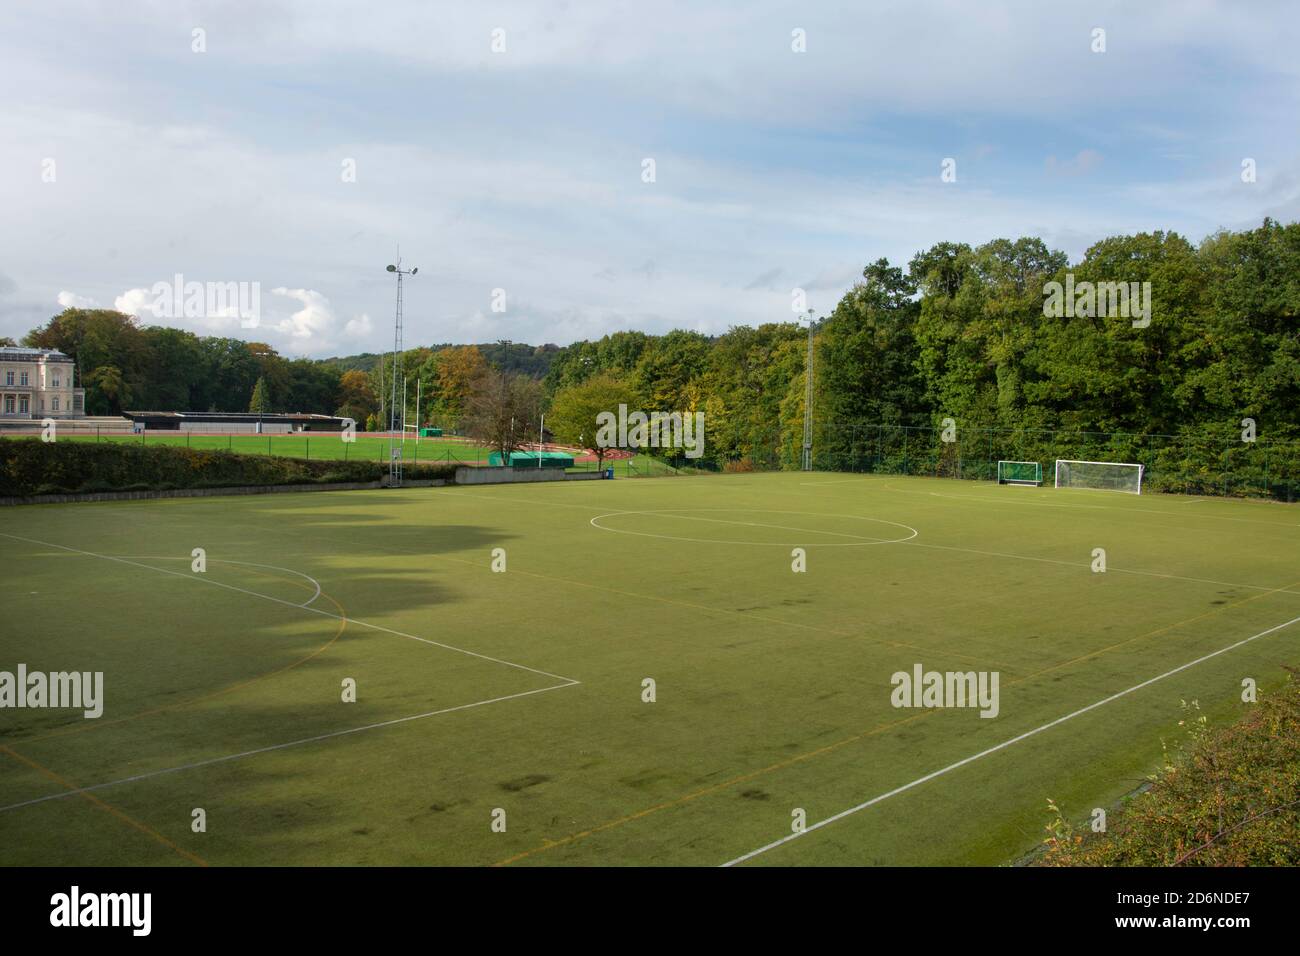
[804,423,1300,501]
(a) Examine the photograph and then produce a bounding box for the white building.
[0,346,86,419]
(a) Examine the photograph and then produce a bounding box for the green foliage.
[547,371,639,467]
[1036,671,1300,866]
[0,438,455,497]
[17,219,1300,495]
[248,376,271,413]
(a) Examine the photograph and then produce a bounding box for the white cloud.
[1,1,1296,354]
[271,287,336,340]
[344,313,373,337]
[113,288,154,316]
[57,290,98,309]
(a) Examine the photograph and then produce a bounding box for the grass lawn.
[58,431,492,465]
[1,472,1298,866]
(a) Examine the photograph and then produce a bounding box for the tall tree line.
[18,219,1299,485]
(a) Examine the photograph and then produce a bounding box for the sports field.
[54,432,490,465]
[1,472,1297,866]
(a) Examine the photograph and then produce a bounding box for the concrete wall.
[454,466,568,485]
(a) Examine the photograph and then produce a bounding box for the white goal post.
[997,460,1042,486]
[1054,459,1144,495]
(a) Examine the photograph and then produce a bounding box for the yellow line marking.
[493,579,1300,865]
[0,744,208,867]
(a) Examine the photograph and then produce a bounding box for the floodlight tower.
[385,257,418,486]
[802,309,817,471]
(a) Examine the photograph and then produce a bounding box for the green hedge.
[0,437,457,497]
[1034,668,1300,866]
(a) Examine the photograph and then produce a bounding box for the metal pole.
[384,256,417,486]
[802,311,815,471]
[539,414,544,468]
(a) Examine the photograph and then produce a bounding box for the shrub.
[1033,669,1300,866]
[0,438,456,497]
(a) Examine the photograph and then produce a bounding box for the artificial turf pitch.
[1,472,1297,866]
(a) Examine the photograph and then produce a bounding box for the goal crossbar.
[1054,459,1144,495]
[997,460,1042,486]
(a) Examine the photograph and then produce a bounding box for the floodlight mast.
[802,310,816,471]
[386,256,418,487]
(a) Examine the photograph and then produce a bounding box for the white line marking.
[902,540,1300,597]
[810,473,1296,528]
[92,555,324,608]
[589,509,918,547]
[0,532,576,683]
[721,611,1300,866]
[440,478,1299,595]
[0,681,578,815]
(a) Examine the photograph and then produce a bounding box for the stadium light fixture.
[385,255,418,487]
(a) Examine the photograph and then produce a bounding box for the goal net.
[1054,459,1144,495]
[997,460,1042,486]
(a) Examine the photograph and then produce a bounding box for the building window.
[19,396,29,413]
[52,396,60,411]
[4,396,13,414]
[4,371,11,386]
[52,376,61,388]
[20,371,28,386]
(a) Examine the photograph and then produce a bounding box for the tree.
[633,329,711,411]
[336,369,377,425]
[815,259,924,468]
[83,365,131,414]
[249,376,271,413]
[547,371,639,470]
[434,345,489,427]
[461,370,542,465]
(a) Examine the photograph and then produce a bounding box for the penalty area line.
[0,679,579,816]
[720,610,1300,867]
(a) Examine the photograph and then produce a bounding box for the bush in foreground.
[0,437,456,497]
[1034,669,1300,866]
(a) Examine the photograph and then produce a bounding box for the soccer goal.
[997,460,1042,486]
[1054,459,1144,495]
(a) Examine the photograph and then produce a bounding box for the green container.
[488,451,575,469]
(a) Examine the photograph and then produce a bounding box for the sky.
[1,0,1297,358]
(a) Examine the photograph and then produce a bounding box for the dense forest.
[14,218,1299,494]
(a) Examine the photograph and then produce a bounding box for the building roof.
[0,346,73,362]
[122,411,346,422]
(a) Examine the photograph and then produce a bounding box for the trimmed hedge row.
[0,437,457,497]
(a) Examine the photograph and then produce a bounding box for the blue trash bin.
[604,467,614,479]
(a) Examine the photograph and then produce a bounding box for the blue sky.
[1,0,1297,356]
